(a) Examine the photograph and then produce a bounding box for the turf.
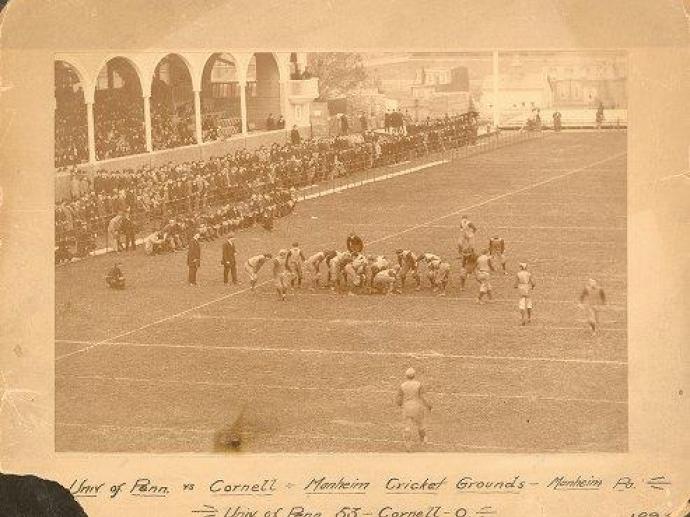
[55,130,628,453]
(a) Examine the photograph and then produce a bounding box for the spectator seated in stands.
[94,89,146,160]
[55,113,479,263]
[105,262,126,289]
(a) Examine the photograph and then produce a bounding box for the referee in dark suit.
[187,233,201,286]
[221,234,238,285]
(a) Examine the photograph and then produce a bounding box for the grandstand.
[55,129,628,453]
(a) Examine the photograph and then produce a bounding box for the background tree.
[307,53,367,100]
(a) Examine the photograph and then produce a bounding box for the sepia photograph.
[53,49,629,454]
[1,0,690,515]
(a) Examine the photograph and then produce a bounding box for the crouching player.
[342,252,368,295]
[245,252,272,291]
[417,252,440,290]
[365,255,390,293]
[305,250,326,290]
[395,249,420,291]
[329,251,352,292]
[514,262,536,325]
[373,266,401,295]
[475,249,493,303]
[105,262,125,290]
[427,257,451,296]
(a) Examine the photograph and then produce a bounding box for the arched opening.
[200,53,242,142]
[94,57,145,160]
[151,54,196,150]
[54,60,87,168]
[246,53,283,131]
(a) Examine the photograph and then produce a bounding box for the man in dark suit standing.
[187,233,201,286]
[221,234,238,285]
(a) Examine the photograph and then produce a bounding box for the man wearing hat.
[514,262,536,325]
[187,233,201,286]
[395,367,432,451]
[221,233,238,285]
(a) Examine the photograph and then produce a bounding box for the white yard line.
[181,314,627,330]
[54,421,548,451]
[56,151,626,362]
[299,160,448,201]
[56,374,627,404]
[350,224,627,231]
[363,152,626,246]
[55,339,627,366]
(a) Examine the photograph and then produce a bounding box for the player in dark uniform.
[105,262,125,290]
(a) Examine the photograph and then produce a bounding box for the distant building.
[480,72,552,114]
[546,63,627,108]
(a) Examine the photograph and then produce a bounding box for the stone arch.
[54,60,88,167]
[200,52,243,140]
[93,56,146,160]
[150,53,196,150]
[245,52,283,131]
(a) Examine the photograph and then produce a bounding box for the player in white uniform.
[244,253,272,291]
[579,278,607,335]
[305,251,326,290]
[475,249,493,303]
[514,262,536,325]
[488,235,507,275]
[329,251,352,292]
[343,252,368,294]
[427,257,451,296]
[286,242,306,288]
[417,252,441,290]
[366,255,390,293]
[395,367,432,451]
[372,266,401,294]
[272,249,290,301]
[457,215,477,257]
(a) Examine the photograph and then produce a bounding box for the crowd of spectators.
[202,113,242,142]
[55,88,89,168]
[55,112,479,263]
[151,100,196,150]
[94,90,146,160]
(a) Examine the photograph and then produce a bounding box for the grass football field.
[55,130,628,453]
